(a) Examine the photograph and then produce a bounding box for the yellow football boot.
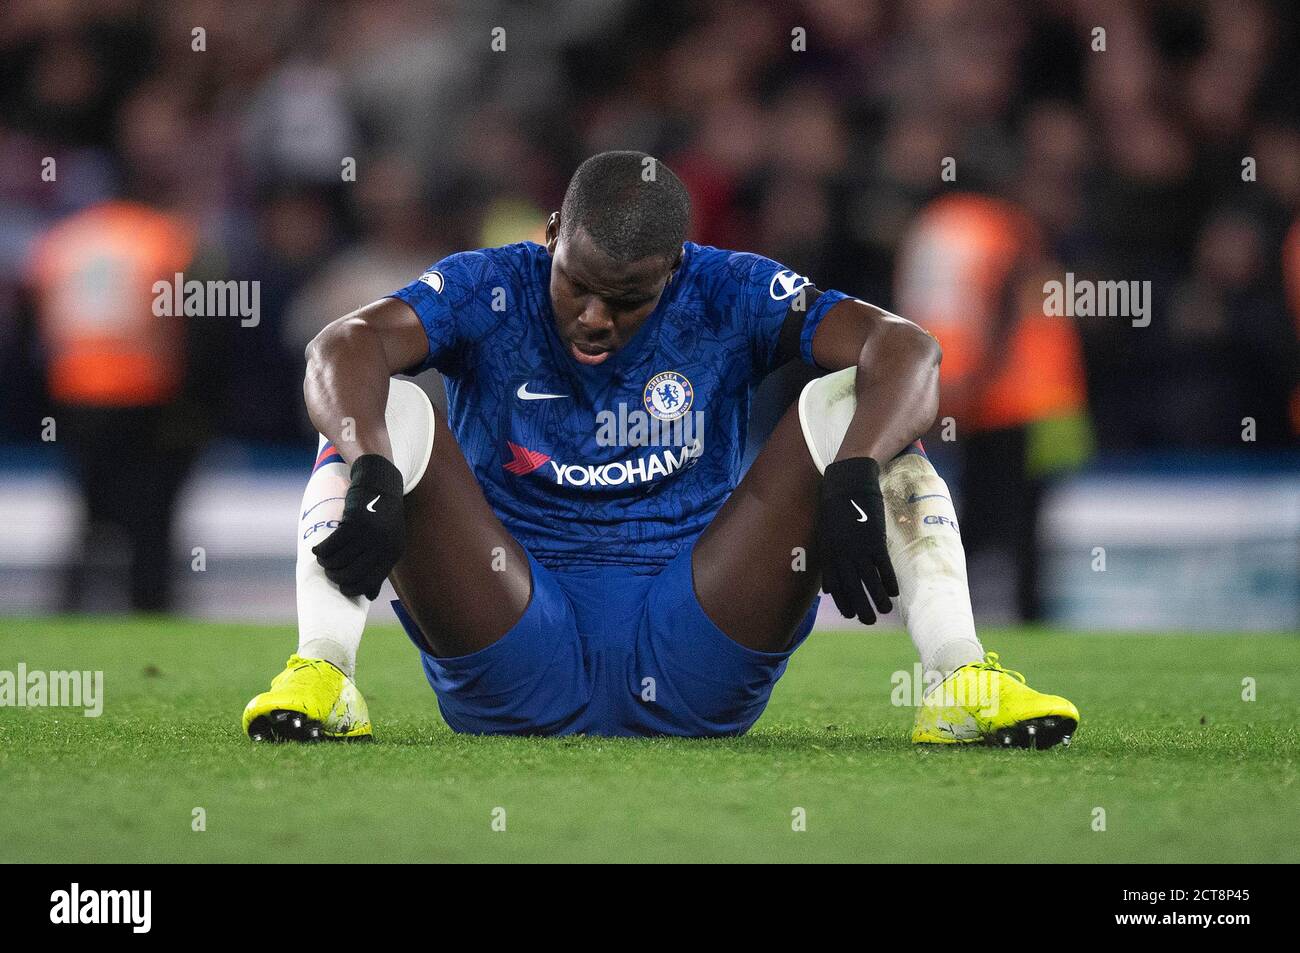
[243,654,372,742]
[911,652,1078,748]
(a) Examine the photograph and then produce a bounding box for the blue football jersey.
[388,241,849,570]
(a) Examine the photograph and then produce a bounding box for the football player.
[244,152,1078,746]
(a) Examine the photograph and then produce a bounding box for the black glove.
[818,456,899,625]
[312,454,406,599]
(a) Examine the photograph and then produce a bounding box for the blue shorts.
[392,540,818,737]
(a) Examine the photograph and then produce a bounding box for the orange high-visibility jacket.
[28,201,195,407]
[895,193,1086,432]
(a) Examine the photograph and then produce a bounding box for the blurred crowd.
[1,0,1297,453]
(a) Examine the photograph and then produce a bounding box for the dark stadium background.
[0,0,1296,629]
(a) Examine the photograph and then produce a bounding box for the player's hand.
[818,456,899,625]
[313,454,406,599]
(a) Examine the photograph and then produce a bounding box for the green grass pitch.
[2,618,1297,863]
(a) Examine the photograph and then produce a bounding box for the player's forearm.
[304,317,396,464]
[833,317,941,464]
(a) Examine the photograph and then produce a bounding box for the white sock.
[295,379,436,679]
[880,450,984,680]
[296,437,368,677]
[798,368,984,681]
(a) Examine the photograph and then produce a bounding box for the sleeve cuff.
[386,285,447,371]
[799,289,851,367]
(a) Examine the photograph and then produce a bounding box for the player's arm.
[809,297,942,464]
[302,297,428,599]
[794,296,942,624]
[304,297,428,464]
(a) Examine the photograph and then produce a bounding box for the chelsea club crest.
[643,371,694,421]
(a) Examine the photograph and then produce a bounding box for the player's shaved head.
[559,151,690,264]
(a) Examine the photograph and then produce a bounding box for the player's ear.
[545,212,561,251]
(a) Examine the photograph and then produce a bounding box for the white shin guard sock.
[878,452,984,679]
[799,368,984,681]
[296,379,435,678]
[296,440,367,677]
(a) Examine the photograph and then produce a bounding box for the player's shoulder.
[678,241,802,301]
[679,241,743,276]
[429,241,547,290]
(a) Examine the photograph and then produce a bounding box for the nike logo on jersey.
[516,383,568,401]
[850,499,869,522]
[366,495,381,513]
